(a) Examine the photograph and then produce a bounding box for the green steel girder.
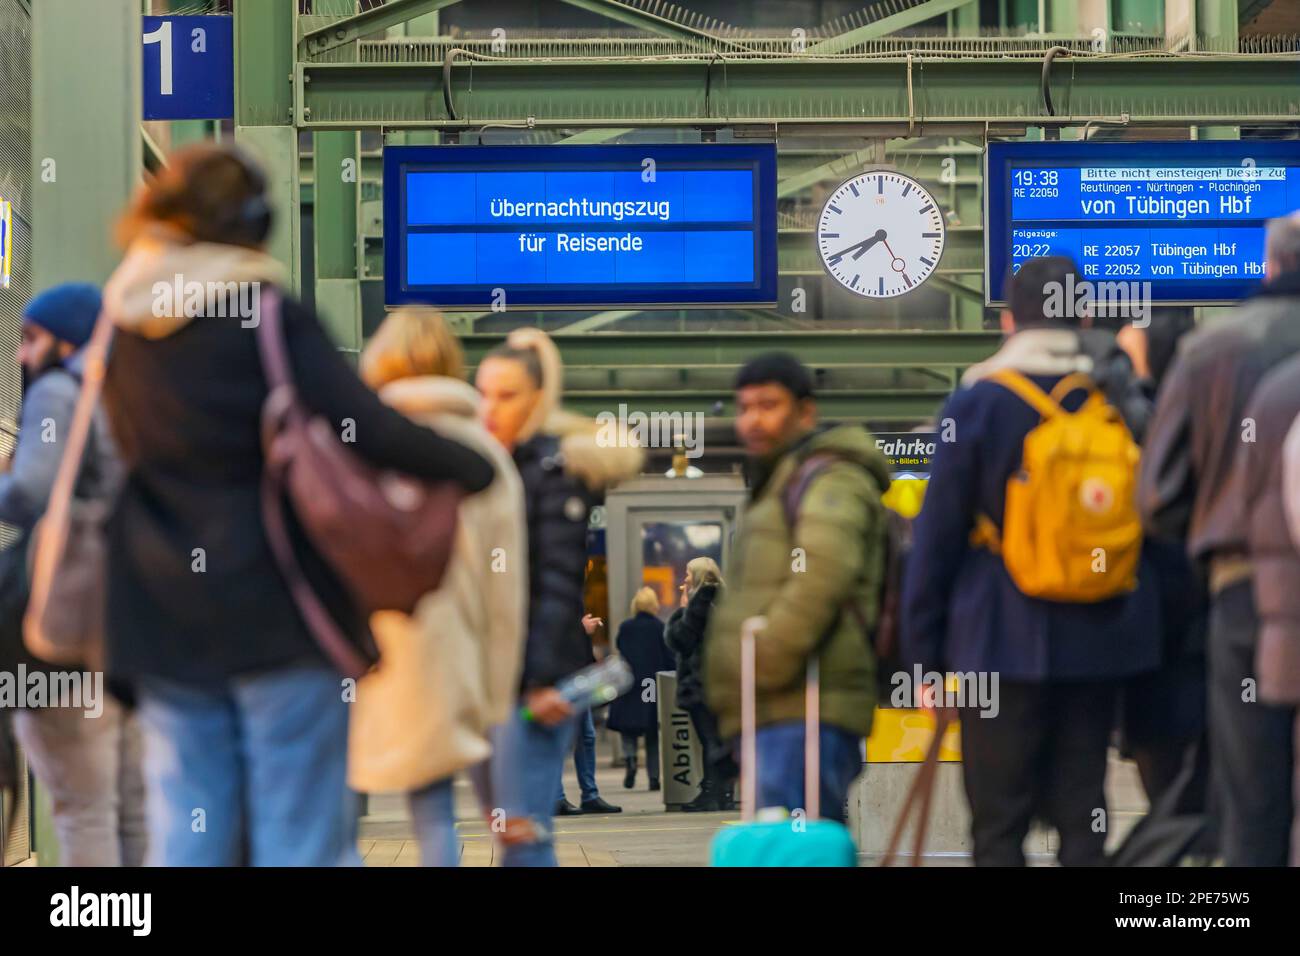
[809,0,980,54]
[459,330,1000,367]
[533,389,952,421]
[300,0,463,58]
[295,54,1300,130]
[298,148,984,197]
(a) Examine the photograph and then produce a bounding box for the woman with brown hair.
[100,144,493,866]
[348,309,526,866]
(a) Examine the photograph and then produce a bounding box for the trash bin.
[655,670,703,809]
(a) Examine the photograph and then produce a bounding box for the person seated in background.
[605,587,674,792]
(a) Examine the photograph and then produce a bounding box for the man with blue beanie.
[0,281,142,867]
[0,282,103,525]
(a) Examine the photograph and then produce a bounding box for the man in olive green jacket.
[704,353,890,823]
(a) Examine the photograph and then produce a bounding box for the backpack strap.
[780,452,840,533]
[1048,371,1096,405]
[987,368,1062,419]
[781,451,878,651]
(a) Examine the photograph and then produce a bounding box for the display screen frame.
[985,139,1300,307]
[383,143,779,310]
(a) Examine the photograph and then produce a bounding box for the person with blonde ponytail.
[476,327,643,865]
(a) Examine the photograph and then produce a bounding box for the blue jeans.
[493,703,577,867]
[408,777,458,867]
[556,708,599,804]
[752,722,863,826]
[136,664,360,867]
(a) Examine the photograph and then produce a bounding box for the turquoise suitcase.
[711,814,858,867]
[710,619,858,867]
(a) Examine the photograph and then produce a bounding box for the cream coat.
[347,377,527,794]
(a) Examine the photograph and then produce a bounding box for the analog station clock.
[816,170,946,298]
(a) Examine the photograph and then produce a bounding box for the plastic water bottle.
[521,656,634,722]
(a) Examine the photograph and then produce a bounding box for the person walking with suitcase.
[703,353,889,825]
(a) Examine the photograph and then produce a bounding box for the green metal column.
[313,131,362,353]
[32,0,140,287]
[1196,0,1238,50]
[234,0,300,292]
[30,0,142,867]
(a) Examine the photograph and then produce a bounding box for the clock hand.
[826,229,887,262]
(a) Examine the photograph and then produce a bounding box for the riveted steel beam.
[296,54,1300,130]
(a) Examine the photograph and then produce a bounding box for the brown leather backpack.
[256,289,463,679]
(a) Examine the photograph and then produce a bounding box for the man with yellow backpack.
[901,256,1161,866]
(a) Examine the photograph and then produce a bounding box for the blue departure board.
[986,141,1300,305]
[384,144,778,309]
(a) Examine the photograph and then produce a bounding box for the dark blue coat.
[606,611,674,735]
[901,374,1161,682]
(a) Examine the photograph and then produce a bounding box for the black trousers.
[619,730,660,783]
[958,680,1117,866]
[1207,580,1297,866]
[685,702,736,792]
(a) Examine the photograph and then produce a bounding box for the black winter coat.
[102,291,493,687]
[514,433,598,690]
[606,611,674,735]
[664,584,718,709]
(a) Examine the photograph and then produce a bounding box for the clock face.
[816,171,946,298]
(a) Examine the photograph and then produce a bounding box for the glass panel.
[638,520,723,623]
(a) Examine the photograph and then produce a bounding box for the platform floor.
[357,740,1149,867]
[359,755,726,867]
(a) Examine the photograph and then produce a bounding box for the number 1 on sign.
[144,19,173,96]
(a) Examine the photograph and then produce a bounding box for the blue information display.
[986,141,1300,304]
[383,144,778,308]
[142,16,234,121]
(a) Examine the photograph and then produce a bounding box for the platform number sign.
[817,170,946,298]
[142,16,234,121]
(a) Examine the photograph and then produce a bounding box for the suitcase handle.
[739,616,822,824]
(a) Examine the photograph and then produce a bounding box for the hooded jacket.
[704,424,890,740]
[1239,352,1300,707]
[903,327,1161,683]
[349,377,526,792]
[100,230,493,686]
[503,329,644,691]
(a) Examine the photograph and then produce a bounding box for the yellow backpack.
[970,369,1142,603]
